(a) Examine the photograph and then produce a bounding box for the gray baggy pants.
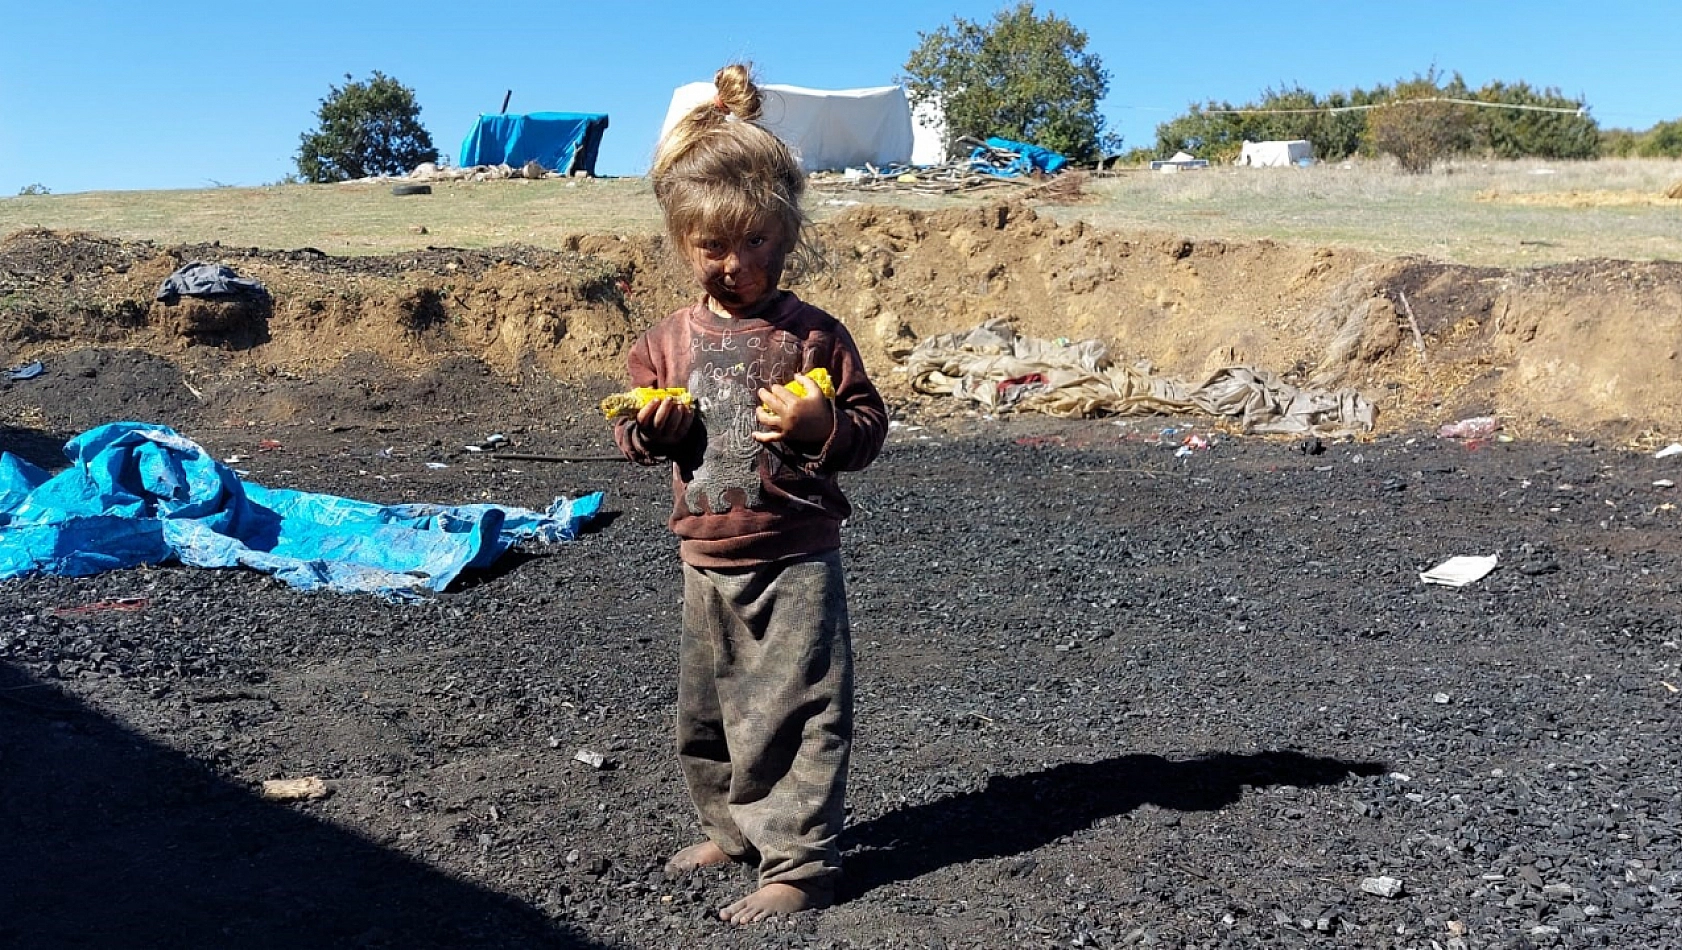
[678,550,853,888]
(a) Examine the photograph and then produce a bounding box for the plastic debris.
[261,776,331,801]
[1420,554,1499,587]
[1655,443,1682,459]
[1360,876,1405,898]
[4,360,44,381]
[573,749,608,770]
[1438,416,1499,440]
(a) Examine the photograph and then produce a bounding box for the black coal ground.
[3,411,1681,950]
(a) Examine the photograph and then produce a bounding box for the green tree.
[901,2,1117,162]
[1154,84,1377,163]
[296,71,438,183]
[1464,80,1597,159]
[1365,75,1474,173]
[1637,118,1682,157]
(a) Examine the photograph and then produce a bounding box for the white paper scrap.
[1656,443,1682,459]
[1420,554,1499,588]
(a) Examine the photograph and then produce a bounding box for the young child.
[613,63,888,925]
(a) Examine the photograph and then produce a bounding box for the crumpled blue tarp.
[156,262,269,303]
[459,112,609,175]
[969,136,1069,177]
[0,422,604,598]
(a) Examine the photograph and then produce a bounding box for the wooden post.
[500,90,512,114]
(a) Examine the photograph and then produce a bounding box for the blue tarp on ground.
[0,423,604,599]
[969,136,1069,177]
[459,112,609,175]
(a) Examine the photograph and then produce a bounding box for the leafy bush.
[1151,70,1596,167]
[1462,80,1597,159]
[1366,99,1473,173]
[1154,85,1376,164]
[296,72,439,183]
[902,2,1117,162]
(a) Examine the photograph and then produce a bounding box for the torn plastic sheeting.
[5,360,43,381]
[903,319,1376,436]
[155,261,269,303]
[1419,554,1499,588]
[0,422,604,598]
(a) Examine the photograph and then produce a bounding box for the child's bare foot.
[664,840,731,876]
[718,881,833,925]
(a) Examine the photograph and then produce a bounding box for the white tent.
[660,82,916,172]
[1236,140,1315,167]
[910,95,946,166]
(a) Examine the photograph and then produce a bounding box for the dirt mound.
[4,207,1680,440]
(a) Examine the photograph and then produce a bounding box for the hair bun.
[712,63,763,122]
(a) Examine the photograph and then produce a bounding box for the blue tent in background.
[459,112,609,175]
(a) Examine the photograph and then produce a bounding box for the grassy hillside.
[2,158,1678,267]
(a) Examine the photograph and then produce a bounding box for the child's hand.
[754,373,834,446]
[634,396,695,448]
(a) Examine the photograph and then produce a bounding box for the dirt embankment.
[3,203,1679,439]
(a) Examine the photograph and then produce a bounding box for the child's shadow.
[840,749,1386,899]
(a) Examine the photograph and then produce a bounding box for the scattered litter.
[261,776,331,801]
[1360,876,1405,898]
[4,360,44,381]
[1656,480,1676,489]
[1297,437,1325,456]
[156,261,269,304]
[485,433,508,446]
[425,462,448,469]
[51,596,150,617]
[573,749,608,770]
[1438,416,1499,440]
[1655,443,1682,459]
[258,439,283,451]
[223,455,245,464]
[1420,554,1499,587]
[904,319,1374,435]
[464,445,484,453]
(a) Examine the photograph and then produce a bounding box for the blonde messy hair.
[651,63,814,274]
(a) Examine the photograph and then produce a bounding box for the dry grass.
[0,178,669,254]
[2,159,1679,267]
[1063,157,1682,267]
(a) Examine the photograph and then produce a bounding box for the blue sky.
[2,1,1677,196]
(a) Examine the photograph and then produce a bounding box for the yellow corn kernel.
[600,387,693,420]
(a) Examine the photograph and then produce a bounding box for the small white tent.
[1236,140,1315,167]
[660,82,916,172]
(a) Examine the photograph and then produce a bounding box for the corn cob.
[781,368,835,400]
[600,387,693,420]
[760,368,836,419]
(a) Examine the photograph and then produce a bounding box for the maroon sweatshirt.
[613,292,888,568]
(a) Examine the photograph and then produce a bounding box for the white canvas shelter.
[910,95,946,166]
[1237,140,1315,167]
[660,82,916,172]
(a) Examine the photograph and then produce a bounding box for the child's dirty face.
[684,219,788,315]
